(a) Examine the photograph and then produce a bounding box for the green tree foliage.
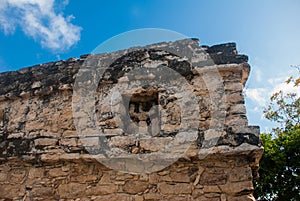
[254,70,300,201]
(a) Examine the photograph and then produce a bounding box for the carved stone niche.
[127,90,160,136]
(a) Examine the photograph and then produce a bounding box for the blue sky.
[0,0,299,131]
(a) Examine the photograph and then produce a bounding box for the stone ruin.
[0,39,263,200]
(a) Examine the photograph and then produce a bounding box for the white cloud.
[0,0,82,52]
[244,88,268,106]
[252,65,262,82]
[267,72,300,97]
[272,81,300,96]
[245,73,299,108]
[267,76,286,85]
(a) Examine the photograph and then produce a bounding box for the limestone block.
[28,168,44,179]
[144,193,161,200]
[0,172,7,182]
[91,194,134,201]
[203,185,221,193]
[225,92,244,104]
[29,186,54,198]
[219,180,254,195]
[31,81,42,89]
[134,195,144,201]
[139,137,173,152]
[63,130,78,137]
[109,136,136,148]
[228,166,252,182]
[48,168,69,177]
[224,82,243,91]
[199,172,227,185]
[25,121,45,131]
[59,138,77,147]
[34,138,58,146]
[0,184,25,198]
[7,132,24,139]
[98,173,112,184]
[78,137,99,147]
[166,171,191,183]
[86,184,119,195]
[158,182,192,194]
[57,183,88,198]
[123,180,149,194]
[138,121,148,135]
[103,128,124,135]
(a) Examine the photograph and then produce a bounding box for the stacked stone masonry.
[0,39,263,200]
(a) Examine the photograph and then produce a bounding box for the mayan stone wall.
[0,39,263,200]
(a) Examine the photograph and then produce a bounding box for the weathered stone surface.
[203,185,221,193]
[48,167,69,177]
[219,180,254,195]
[0,39,263,200]
[205,43,248,65]
[86,184,119,195]
[200,172,227,185]
[57,183,88,198]
[123,180,149,194]
[228,166,253,182]
[0,184,25,198]
[59,138,77,147]
[158,182,192,194]
[34,138,58,146]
